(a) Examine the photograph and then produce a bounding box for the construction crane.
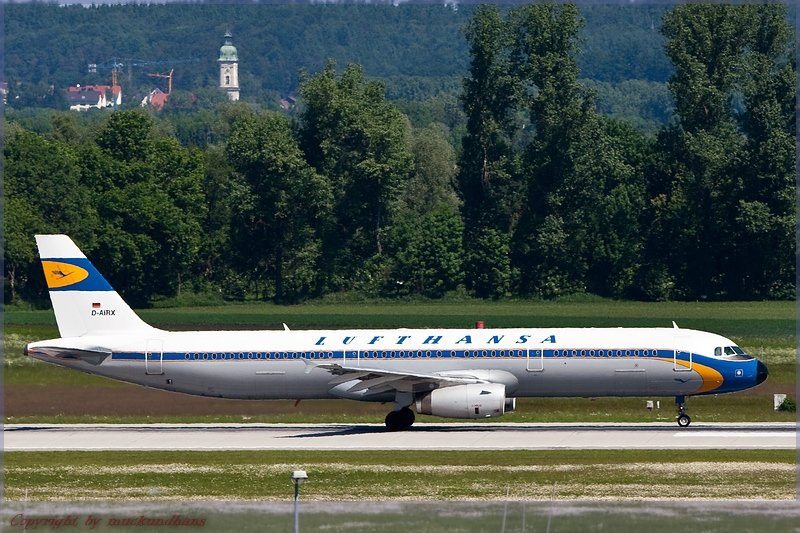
[146,69,174,95]
[88,58,124,81]
[87,58,197,107]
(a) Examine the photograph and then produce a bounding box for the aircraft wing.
[316,362,487,395]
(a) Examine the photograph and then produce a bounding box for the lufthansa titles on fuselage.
[314,333,558,347]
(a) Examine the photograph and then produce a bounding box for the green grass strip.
[5,449,795,501]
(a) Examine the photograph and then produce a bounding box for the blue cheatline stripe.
[112,349,762,384]
[44,257,114,292]
[106,349,767,394]
[112,348,709,363]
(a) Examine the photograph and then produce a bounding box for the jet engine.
[415,382,513,419]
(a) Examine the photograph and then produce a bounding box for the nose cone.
[756,360,769,385]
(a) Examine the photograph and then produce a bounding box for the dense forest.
[5,3,674,131]
[4,3,796,306]
[5,3,674,87]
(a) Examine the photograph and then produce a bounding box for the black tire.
[399,406,415,429]
[677,414,691,427]
[385,410,402,431]
[385,407,415,431]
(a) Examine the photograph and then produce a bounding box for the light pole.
[291,470,308,533]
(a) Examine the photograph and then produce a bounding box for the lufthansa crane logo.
[52,269,73,279]
[41,261,89,289]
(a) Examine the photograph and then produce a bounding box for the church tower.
[218,31,240,101]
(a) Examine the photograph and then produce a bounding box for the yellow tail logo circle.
[42,261,89,289]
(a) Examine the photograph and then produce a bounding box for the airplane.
[24,234,769,431]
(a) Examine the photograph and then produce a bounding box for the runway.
[4,422,796,451]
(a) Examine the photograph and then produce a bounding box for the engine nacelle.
[416,382,510,419]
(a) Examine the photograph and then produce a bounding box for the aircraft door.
[145,339,163,375]
[343,350,360,368]
[526,349,544,372]
[674,348,692,371]
[673,332,692,372]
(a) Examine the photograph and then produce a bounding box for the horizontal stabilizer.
[24,345,111,366]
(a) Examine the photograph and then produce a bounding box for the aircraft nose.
[756,360,769,385]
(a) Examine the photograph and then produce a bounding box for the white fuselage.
[26,326,765,401]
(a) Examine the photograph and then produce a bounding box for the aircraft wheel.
[399,406,415,428]
[385,407,415,431]
[677,414,691,428]
[385,410,402,431]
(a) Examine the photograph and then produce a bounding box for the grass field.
[5,298,796,336]
[4,449,795,501]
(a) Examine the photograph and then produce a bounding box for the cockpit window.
[716,345,747,357]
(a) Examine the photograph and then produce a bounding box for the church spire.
[218,31,239,101]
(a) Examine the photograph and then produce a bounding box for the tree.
[457,4,650,299]
[732,5,795,298]
[95,109,153,163]
[227,110,332,302]
[4,128,98,303]
[661,6,755,297]
[510,4,586,296]
[194,144,238,297]
[565,117,648,298]
[381,122,463,299]
[385,205,464,299]
[508,4,644,298]
[87,110,206,305]
[457,5,520,298]
[5,80,68,110]
[299,62,413,292]
[5,195,47,303]
[645,4,795,299]
[404,123,459,216]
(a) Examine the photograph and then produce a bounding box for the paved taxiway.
[4,422,796,451]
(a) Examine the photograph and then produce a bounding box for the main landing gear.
[385,392,415,431]
[675,395,691,427]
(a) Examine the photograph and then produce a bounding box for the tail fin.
[36,235,154,337]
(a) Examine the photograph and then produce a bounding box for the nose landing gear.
[675,395,691,427]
